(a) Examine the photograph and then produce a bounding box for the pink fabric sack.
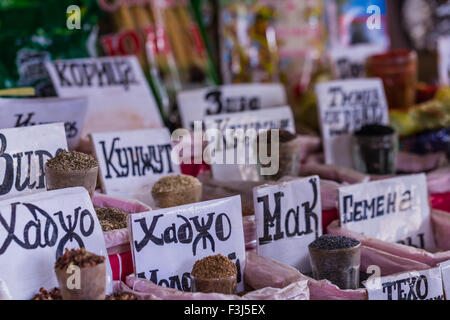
[119,252,309,300]
[327,209,450,268]
[93,193,151,255]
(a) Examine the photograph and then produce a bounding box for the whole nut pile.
[55,248,105,270]
[31,287,62,300]
[95,207,128,231]
[105,292,139,300]
[46,151,98,171]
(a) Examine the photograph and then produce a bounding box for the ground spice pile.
[152,174,201,193]
[309,234,360,250]
[191,254,237,279]
[105,292,139,300]
[46,151,98,171]
[95,207,128,231]
[31,287,62,300]
[55,248,105,270]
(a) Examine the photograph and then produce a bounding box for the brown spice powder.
[95,207,128,232]
[46,151,98,171]
[191,254,237,279]
[152,174,201,193]
[55,248,105,270]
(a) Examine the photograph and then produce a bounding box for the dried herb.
[31,287,62,300]
[95,207,128,232]
[55,248,105,270]
[46,151,98,171]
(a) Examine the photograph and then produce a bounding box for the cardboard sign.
[329,44,386,79]
[438,36,450,87]
[0,187,112,299]
[253,176,322,273]
[315,78,389,168]
[0,123,68,201]
[128,196,246,292]
[339,174,436,250]
[45,56,163,138]
[177,83,287,129]
[439,260,450,300]
[365,267,444,300]
[203,106,295,182]
[0,97,88,150]
[90,128,180,205]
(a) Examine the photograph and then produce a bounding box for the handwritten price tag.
[0,187,111,299]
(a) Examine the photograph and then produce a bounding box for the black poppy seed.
[309,234,360,250]
[354,124,395,137]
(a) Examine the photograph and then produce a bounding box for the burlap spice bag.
[93,193,151,255]
[119,252,309,300]
[327,209,450,268]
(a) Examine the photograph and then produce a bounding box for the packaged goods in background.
[0,0,101,95]
[389,87,450,137]
[219,0,280,84]
[97,0,215,126]
[272,0,326,109]
[325,0,390,50]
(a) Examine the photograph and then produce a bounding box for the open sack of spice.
[240,175,439,300]
[123,252,309,300]
[93,193,151,255]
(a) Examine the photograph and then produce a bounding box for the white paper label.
[177,83,287,129]
[90,128,180,205]
[439,260,450,300]
[438,36,450,87]
[0,123,68,201]
[253,176,322,273]
[203,106,296,182]
[365,267,444,300]
[0,97,87,150]
[329,44,386,79]
[339,174,436,250]
[129,196,246,292]
[45,56,163,138]
[315,78,389,168]
[0,187,112,299]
